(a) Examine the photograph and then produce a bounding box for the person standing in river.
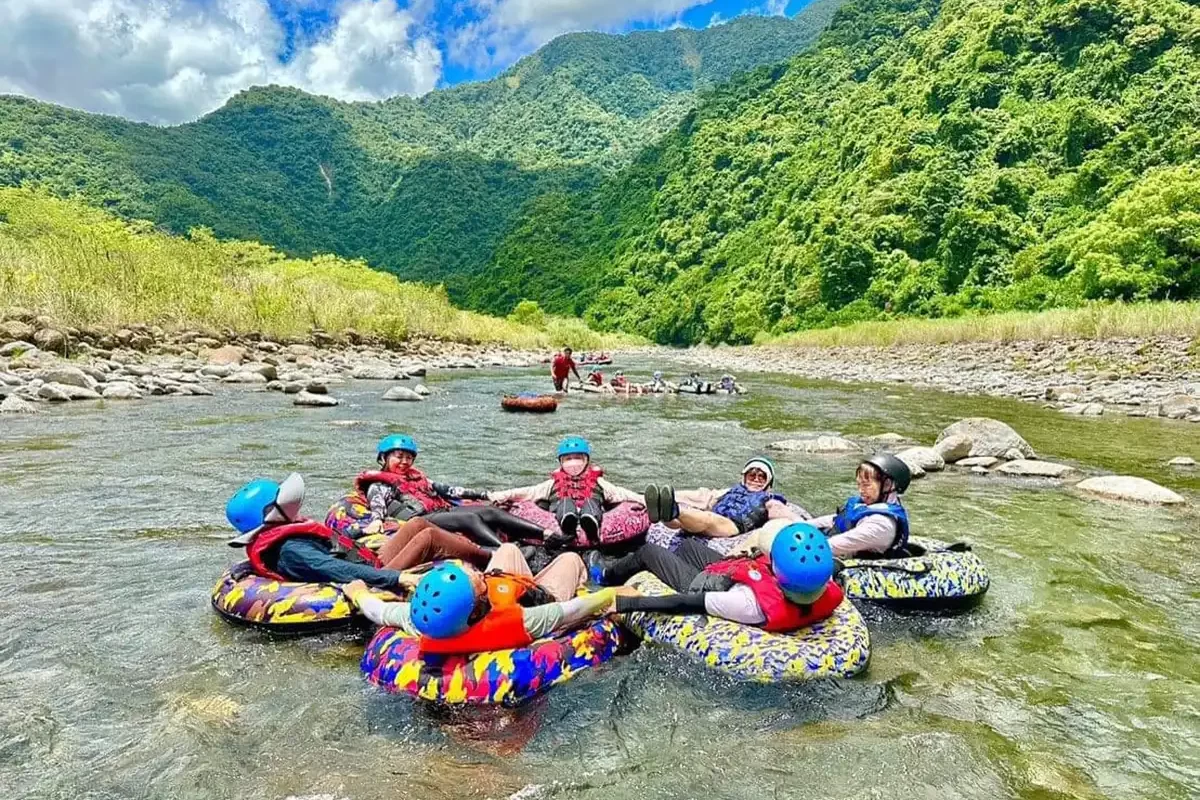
[551,346,582,392]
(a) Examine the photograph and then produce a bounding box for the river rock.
[32,329,67,354]
[38,382,100,401]
[995,460,1076,478]
[382,386,423,402]
[294,391,340,407]
[0,341,36,357]
[223,371,268,384]
[199,364,233,378]
[0,395,37,413]
[35,366,96,390]
[353,364,405,381]
[102,382,143,400]
[957,456,1000,468]
[869,432,910,444]
[1075,476,1185,505]
[935,418,1035,459]
[0,319,34,342]
[243,362,277,381]
[1167,457,1196,467]
[896,446,945,473]
[305,381,328,395]
[181,383,214,396]
[281,381,305,395]
[414,384,430,397]
[1060,403,1104,416]
[0,371,24,386]
[205,345,246,366]
[1159,395,1200,420]
[768,435,861,454]
[933,434,972,463]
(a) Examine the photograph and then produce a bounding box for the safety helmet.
[861,453,911,495]
[377,434,418,459]
[770,523,834,603]
[225,473,306,546]
[557,436,591,459]
[410,562,477,639]
[653,371,663,380]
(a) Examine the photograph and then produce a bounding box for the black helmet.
[862,453,911,495]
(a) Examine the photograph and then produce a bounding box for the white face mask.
[559,455,589,476]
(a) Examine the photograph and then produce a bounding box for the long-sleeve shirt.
[809,494,901,557]
[489,477,642,506]
[364,481,488,522]
[350,589,615,639]
[275,538,402,589]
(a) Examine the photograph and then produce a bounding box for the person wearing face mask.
[488,437,643,547]
[809,454,912,558]
[717,374,744,394]
[643,457,798,538]
[327,434,555,548]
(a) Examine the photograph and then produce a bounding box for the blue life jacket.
[834,496,910,555]
[713,484,786,528]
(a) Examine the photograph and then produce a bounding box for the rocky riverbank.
[0,310,543,413]
[685,336,1200,423]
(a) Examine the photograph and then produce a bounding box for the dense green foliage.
[475,0,1200,344]
[0,10,839,285]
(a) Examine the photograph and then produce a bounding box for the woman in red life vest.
[353,434,554,548]
[590,523,841,632]
[488,437,642,547]
[343,544,634,652]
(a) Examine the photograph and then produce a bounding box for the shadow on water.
[0,356,1196,799]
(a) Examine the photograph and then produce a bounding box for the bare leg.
[676,507,740,538]
[486,542,533,576]
[534,552,587,601]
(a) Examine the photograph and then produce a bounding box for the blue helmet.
[226,478,279,536]
[770,523,834,603]
[410,562,477,639]
[557,436,591,459]
[377,434,418,458]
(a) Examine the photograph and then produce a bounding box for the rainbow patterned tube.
[503,500,649,548]
[619,572,871,682]
[360,618,627,706]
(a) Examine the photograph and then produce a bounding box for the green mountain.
[472,0,1200,344]
[0,7,843,285]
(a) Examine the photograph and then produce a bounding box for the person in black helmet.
[809,453,912,558]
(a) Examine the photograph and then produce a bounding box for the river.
[1,358,1197,799]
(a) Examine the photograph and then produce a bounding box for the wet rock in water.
[281,381,305,395]
[38,382,100,401]
[970,466,989,475]
[0,371,24,386]
[933,434,972,463]
[1159,395,1200,420]
[1075,476,1185,505]
[222,371,268,384]
[101,382,142,400]
[896,446,945,473]
[1060,403,1104,416]
[0,395,37,413]
[408,366,427,377]
[869,432,910,445]
[768,435,862,454]
[353,364,404,380]
[1167,457,1196,467]
[35,366,96,390]
[265,380,285,392]
[957,456,1000,468]
[936,417,1035,459]
[32,328,67,354]
[0,319,34,343]
[0,341,36,357]
[199,364,234,378]
[305,381,328,395]
[414,384,431,396]
[205,345,246,366]
[294,391,340,407]
[382,386,423,402]
[243,362,278,381]
[995,459,1076,478]
[181,384,214,396]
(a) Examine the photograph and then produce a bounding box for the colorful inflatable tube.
[360,617,627,706]
[503,499,650,548]
[836,536,990,611]
[619,572,870,682]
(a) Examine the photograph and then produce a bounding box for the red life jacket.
[354,468,451,514]
[704,553,843,633]
[550,466,605,505]
[244,519,381,582]
[419,573,540,654]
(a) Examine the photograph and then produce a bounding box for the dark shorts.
[553,376,568,391]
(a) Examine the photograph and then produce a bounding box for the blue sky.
[0,0,814,124]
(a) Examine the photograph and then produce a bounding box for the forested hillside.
[0,8,842,284]
[473,0,1200,344]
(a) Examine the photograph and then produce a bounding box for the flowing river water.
[1,358,1197,800]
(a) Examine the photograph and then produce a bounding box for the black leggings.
[608,540,724,615]
[423,506,547,548]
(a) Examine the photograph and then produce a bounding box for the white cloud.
[0,0,442,125]
[449,0,707,72]
[764,0,789,14]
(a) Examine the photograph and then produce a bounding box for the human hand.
[363,519,384,536]
[343,580,369,603]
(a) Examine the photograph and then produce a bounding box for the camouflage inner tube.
[620,572,870,682]
[361,616,627,707]
[836,536,990,611]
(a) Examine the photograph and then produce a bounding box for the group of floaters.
[213,433,990,706]
[550,346,743,395]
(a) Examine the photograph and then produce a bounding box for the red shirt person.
[551,346,582,391]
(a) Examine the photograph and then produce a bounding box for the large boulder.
[223,371,268,384]
[382,386,424,402]
[353,364,405,381]
[0,395,37,414]
[243,362,278,381]
[205,345,246,366]
[0,319,34,343]
[1075,476,1185,505]
[896,446,945,473]
[995,460,1076,478]
[767,435,862,454]
[35,366,96,391]
[1159,395,1200,420]
[294,391,340,407]
[956,456,1000,468]
[38,382,100,401]
[0,341,36,357]
[199,364,234,378]
[101,382,143,400]
[933,434,973,463]
[936,418,1034,459]
[32,328,67,354]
